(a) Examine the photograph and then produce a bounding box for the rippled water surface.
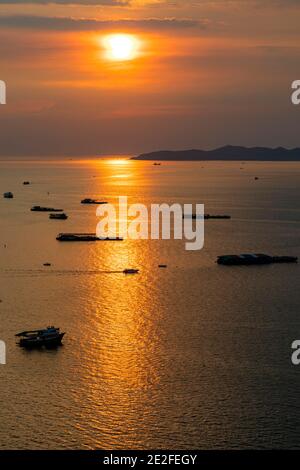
[0,159,300,449]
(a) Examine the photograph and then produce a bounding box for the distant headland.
[132,145,300,161]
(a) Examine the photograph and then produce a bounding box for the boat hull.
[19,333,65,349]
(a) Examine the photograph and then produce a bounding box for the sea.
[0,158,300,449]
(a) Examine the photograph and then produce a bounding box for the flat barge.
[81,198,108,205]
[217,253,298,266]
[31,206,63,212]
[56,233,123,241]
[183,214,231,219]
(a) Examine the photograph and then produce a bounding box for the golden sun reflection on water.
[71,161,163,442]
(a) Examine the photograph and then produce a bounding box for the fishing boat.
[49,213,68,220]
[81,198,108,205]
[217,254,298,266]
[56,233,123,241]
[16,326,65,349]
[3,192,13,199]
[31,206,63,212]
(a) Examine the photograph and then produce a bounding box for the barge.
[183,214,231,219]
[56,233,123,241]
[81,198,108,205]
[217,253,298,266]
[31,206,63,212]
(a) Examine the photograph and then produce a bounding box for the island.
[132,145,300,161]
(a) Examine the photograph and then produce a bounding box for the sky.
[0,0,300,156]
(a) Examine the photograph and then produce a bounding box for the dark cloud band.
[0,15,203,31]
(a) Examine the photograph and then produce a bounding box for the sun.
[102,34,140,61]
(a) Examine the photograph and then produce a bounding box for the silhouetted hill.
[132,145,300,161]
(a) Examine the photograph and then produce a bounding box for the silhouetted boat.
[81,198,108,204]
[16,326,65,349]
[217,254,298,266]
[56,233,123,241]
[49,213,68,220]
[31,206,63,212]
[3,192,13,199]
[123,268,139,274]
[183,214,231,219]
[23,181,30,185]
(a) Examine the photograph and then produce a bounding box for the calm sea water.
[0,158,300,449]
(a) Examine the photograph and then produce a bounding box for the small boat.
[217,253,298,266]
[23,181,30,185]
[49,213,68,220]
[43,262,51,266]
[3,192,13,199]
[183,214,231,220]
[81,198,108,205]
[123,268,139,274]
[158,264,167,268]
[153,163,161,166]
[31,206,63,212]
[56,233,123,242]
[16,326,65,349]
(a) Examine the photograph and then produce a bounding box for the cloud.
[0,15,203,31]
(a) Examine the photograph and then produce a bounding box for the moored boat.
[49,213,68,220]
[16,326,65,349]
[3,192,13,199]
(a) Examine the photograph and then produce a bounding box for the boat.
[158,264,167,268]
[23,181,30,185]
[183,214,231,219]
[123,268,139,274]
[16,326,65,349]
[3,192,13,199]
[81,198,108,205]
[217,253,298,266]
[31,206,63,212]
[56,233,123,241]
[49,213,68,220]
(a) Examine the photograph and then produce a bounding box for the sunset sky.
[0,0,300,156]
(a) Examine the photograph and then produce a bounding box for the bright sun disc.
[103,34,139,61]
